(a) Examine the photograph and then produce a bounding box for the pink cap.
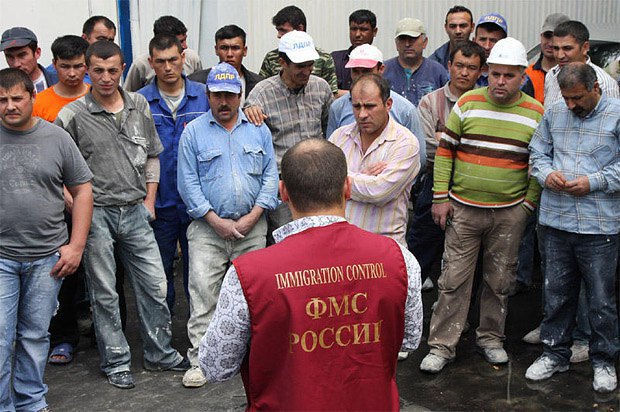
[345,44,383,69]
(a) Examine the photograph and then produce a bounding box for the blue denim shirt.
[529,96,620,235]
[327,90,427,169]
[138,77,209,213]
[383,57,449,106]
[177,110,279,220]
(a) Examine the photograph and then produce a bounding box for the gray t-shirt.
[0,119,93,261]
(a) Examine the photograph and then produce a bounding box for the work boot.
[525,355,569,381]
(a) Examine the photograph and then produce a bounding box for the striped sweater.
[433,88,544,211]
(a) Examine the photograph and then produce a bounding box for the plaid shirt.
[259,47,338,94]
[529,95,620,234]
[245,74,333,169]
[329,118,420,245]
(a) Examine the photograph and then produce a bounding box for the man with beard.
[177,62,278,388]
[526,62,620,394]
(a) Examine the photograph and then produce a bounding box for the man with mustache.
[526,62,620,394]
[177,62,279,388]
[138,34,210,315]
[383,18,449,106]
[419,38,544,373]
[244,30,333,241]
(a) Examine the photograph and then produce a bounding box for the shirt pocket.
[243,145,264,176]
[128,135,149,171]
[197,149,223,181]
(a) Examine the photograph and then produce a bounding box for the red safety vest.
[233,221,408,411]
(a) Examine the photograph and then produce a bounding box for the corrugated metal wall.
[1,0,618,73]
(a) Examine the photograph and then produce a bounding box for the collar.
[579,94,606,120]
[532,53,545,71]
[84,87,134,114]
[345,116,398,147]
[273,216,347,243]
[442,83,460,103]
[550,56,593,76]
[277,71,308,95]
[141,75,202,101]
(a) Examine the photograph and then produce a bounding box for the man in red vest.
[198,138,423,411]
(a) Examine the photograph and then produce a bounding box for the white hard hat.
[486,37,528,67]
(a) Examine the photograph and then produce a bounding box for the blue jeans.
[83,205,182,375]
[407,170,445,281]
[539,225,619,366]
[0,254,62,412]
[151,207,190,313]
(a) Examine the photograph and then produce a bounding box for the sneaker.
[522,326,541,344]
[183,365,207,388]
[593,364,617,393]
[525,355,569,381]
[37,407,51,412]
[169,356,191,372]
[420,353,452,373]
[569,342,589,363]
[398,351,409,361]
[107,371,135,389]
[478,347,509,365]
[422,277,434,292]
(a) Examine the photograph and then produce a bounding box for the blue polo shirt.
[138,76,209,213]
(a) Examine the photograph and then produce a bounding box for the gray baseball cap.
[1,27,37,52]
[541,13,570,33]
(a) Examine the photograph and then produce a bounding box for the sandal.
[48,342,74,364]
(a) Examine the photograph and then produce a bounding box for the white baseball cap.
[345,44,383,68]
[278,31,320,63]
[486,37,528,67]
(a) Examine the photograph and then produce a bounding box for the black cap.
[1,27,37,52]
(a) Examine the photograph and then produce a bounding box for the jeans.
[151,206,190,313]
[428,202,528,359]
[0,254,62,412]
[407,170,445,282]
[83,205,182,375]
[186,216,267,364]
[539,226,619,367]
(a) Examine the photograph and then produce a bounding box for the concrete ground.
[45,268,619,411]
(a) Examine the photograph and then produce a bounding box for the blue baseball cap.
[206,62,242,94]
[477,13,508,36]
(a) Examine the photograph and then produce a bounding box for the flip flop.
[48,342,74,364]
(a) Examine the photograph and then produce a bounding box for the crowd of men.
[0,4,618,411]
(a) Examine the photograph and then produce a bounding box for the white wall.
[0,0,117,69]
[2,0,618,73]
